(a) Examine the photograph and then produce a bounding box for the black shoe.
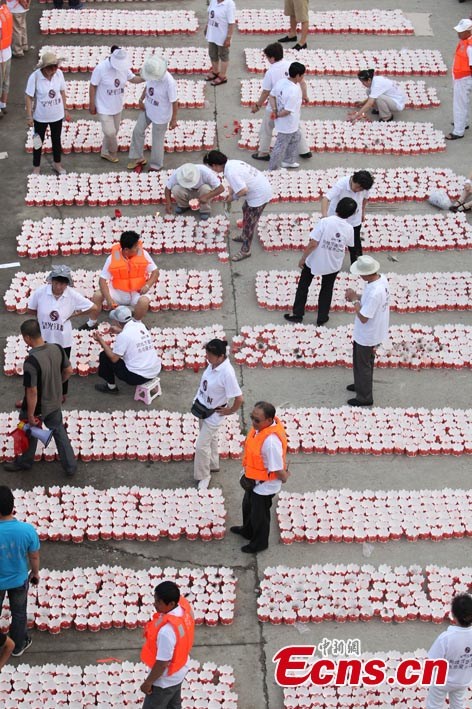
[3,462,31,472]
[294,43,307,51]
[346,384,356,392]
[278,35,297,42]
[347,398,373,407]
[316,317,329,326]
[371,109,379,115]
[78,322,98,331]
[230,526,250,539]
[12,637,32,657]
[451,122,469,129]
[65,468,77,477]
[94,384,119,394]
[299,152,312,159]
[241,544,267,553]
[252,153,270,161]
[284,314,303,323]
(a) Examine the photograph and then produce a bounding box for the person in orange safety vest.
[230,401,290,553]
[78,230,159,330]
[446,18,472,141]
[0,3,13,117]
[140,581,194,709]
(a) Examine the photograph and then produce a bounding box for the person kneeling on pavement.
[164,163,224,221]
[93,306,161,395]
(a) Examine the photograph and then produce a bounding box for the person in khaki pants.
[279,0,310,51]
[6,0,29,59]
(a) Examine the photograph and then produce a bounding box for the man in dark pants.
[3,319,77,475]
[345,256,390,407]
[93,306,161,394]
[231,402,290,553]
[284,197,357,325]
[0,486,40,657]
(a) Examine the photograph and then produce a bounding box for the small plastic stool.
[134,376,161,405]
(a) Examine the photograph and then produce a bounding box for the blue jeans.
[0,578,29,651]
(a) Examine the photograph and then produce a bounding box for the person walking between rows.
[279,0,310,50]
[446,19,472,140]
[6,0,29,58]
[284,197,357,325]
[268,61,306,170]
[205,0,236,86]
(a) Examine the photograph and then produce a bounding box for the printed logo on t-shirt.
[202,380,208,391]
[148,87,154,96]
[48,90,56,99]
[466,647,471,653]
[49,310,59,322]
[114,78,120,88]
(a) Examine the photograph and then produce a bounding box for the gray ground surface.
[0,0,471,707]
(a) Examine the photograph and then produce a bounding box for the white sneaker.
[281,161,300,169]
[197,479,210,491]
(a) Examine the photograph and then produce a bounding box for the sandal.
[211,76,227,86]
[205,72,219,82]
[445,133,463,140]
[231,235,244,243]
[232,250,251,262]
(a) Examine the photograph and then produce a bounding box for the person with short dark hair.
[426,593,472,709]
[0,485,40,657]
[192,339,243,489]
[79,231,159,330]
[349,69,406,123]
[204,151,272,261]
[251,44,311,162]
[140,581,194,708]
[268,62,306,171]
[284,196,358,325]
[231,402,289,553]
[3,320,77,475]
[321,171,374,264]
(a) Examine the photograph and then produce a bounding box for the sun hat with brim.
[141,56,167,82]
[109,306,133,324]
[454,19,472,33]
[350,255,380,277]
[110,48,131,73]
[175,164,201,189]
[36,52,64,69]
[47,264,74,286]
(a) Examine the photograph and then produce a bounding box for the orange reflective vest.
[242,417,287,481]
[141,597,194,675]
[0,6,13,51]
[453,37,472,80]
[108,241,149,292]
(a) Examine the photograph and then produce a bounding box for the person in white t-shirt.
[6,0,29,59]
[205,0,236,86]
[284,197,357,326]
[426,593,472,709]
[345,255,390,407]
[128,56,178,172]
[25,52,70,175]
[192,339,243,490]
[321,170,374,264]
[203,150,273,261]
[164,163,224,220]
[450,170,472,213]
[251,43,311,161]
[89,47,143,163]
[268,61,306,170]
[349,69,406,123]
[27,265,97,399]
[93,306,161,395]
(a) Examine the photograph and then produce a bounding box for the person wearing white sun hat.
[128,55,179,172]
[345,255,390,407]
[446,19,472,140]
[164,162,224,220]
[89,46,143,163]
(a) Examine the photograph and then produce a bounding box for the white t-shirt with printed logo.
[353,274,390,347]
[166,164,221,192]
[224,160,273,208]
[254,426,284,496]
[367,75,406,111]
[305,215,354,276]
[90,58,135,115]
[205,0,236,46]
[261,59,291,112]
[326,175,371,228]
[113,320,161,378]
[144,72,178,125]
[26,69,66,123]
[194,357,242,428]
[270,77,302,134]
[428,625,472,688]
[28,284,93,348]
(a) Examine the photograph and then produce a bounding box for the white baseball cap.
[109,306,133,323]
[454,19,472,33]
[175,164,201,189]
[350,255,380,276]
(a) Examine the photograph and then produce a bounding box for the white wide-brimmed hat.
[110,48,131,73]
[175,164,201,189]
[454,19,472,33]
[36,52,64,69]
[141,55,167,82]
[350,255,380,276]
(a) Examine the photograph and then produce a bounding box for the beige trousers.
[375,95,402,120]
[193,419,220,481]
[172,183,213,214]
[98,111,122,156]
[12,13,28,56]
